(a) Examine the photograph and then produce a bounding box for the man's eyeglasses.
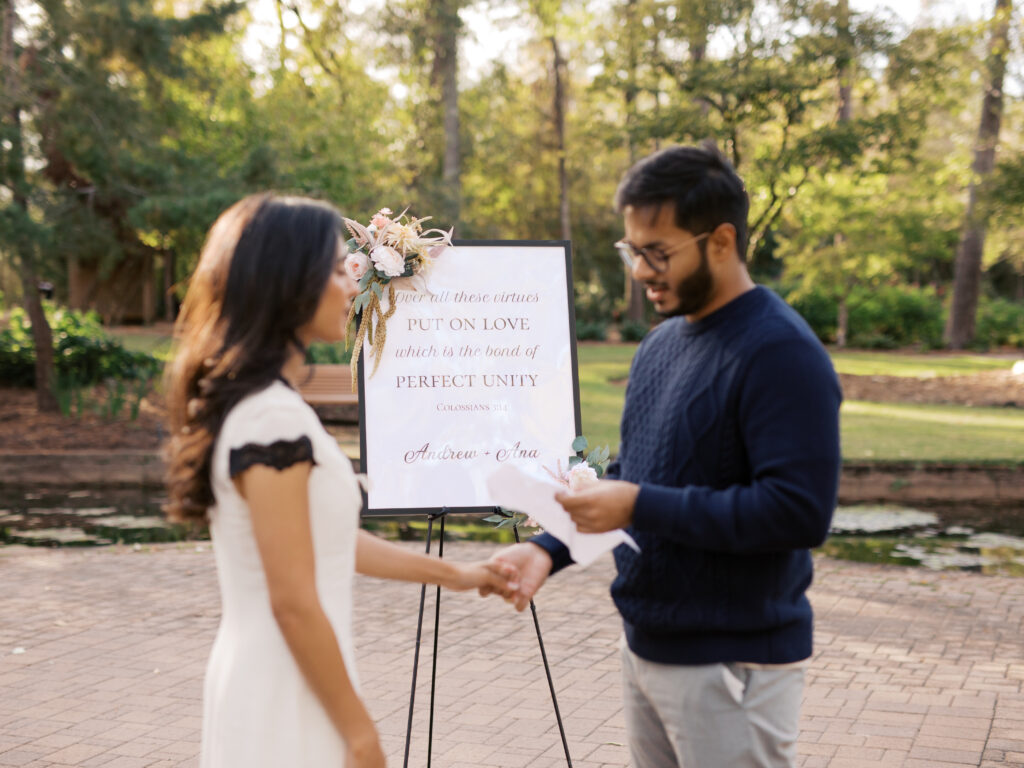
[615,232,710,273]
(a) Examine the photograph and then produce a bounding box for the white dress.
[200,380,362,767]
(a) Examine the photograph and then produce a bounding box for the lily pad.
[6,528,112,547]
[831,505,939,535]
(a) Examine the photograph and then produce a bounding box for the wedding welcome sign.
[358,240,581,515]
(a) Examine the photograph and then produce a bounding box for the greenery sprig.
[486,436,612,530]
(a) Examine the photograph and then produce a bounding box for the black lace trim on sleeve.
[229,436,317,479]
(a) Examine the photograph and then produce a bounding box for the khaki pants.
[621,642,804,768]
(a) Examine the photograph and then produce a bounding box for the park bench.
[296,364,359,423]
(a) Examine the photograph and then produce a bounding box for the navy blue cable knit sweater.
[533,286,842,665]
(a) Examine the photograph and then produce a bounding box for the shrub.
[575,320,608,341]
[306,342,352,364]
[619,320,649,342]
[782,285,837,343]
[974,297,1024,348]
[0,305,161,387]
[848,284,944,349]
[781,283,944,348]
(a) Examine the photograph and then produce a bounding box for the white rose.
[567,463,599,491]
[370,244,406,277]
[344,251,370,280]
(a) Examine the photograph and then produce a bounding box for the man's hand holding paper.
[555,479,640,534]
[486,465,639,569]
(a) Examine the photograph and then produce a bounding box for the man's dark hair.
[614,142,750,261]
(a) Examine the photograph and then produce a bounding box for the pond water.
[2,491,1023,576]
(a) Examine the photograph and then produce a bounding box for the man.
[493,143,842,767]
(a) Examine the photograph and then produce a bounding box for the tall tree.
[381,0,464,225]
[945,0,1014,348]
[430,0,462,224]
[0,0,57,410]
[532,0,572,242]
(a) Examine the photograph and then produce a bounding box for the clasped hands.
[478,479,639,611]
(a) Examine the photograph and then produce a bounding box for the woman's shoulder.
[222,380,319,441]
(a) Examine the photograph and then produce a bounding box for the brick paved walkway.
[1,541,1022,768]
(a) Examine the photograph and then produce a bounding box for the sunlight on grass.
[841,400,1024,462]
[829,350,1013,378]
[843,400,1024,428]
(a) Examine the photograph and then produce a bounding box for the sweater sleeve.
[528,532,574,574]
[631,337,842,552]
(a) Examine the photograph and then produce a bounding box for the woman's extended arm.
[355,529,519,596]
[239,462,385,768]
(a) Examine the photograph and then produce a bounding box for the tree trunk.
[431,0,460,226]
[163,249,176,322]
[946,0,1012,349]
[836,295,848,348]
[836,0,853,122]
[550,35,570,242]
[274,0,289,72]
[690,29,709,118]
[622,0,645,322]
[2,0,57,411]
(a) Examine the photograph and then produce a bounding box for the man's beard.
[654,248,714,318]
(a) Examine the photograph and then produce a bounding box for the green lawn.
[841,401,1024,462]
[576,343,1024,463]
[829,350,1015,377]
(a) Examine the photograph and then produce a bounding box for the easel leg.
[514,524,573,767]
[403,510,448,768]
[427,514,445,768]
[403,514,435,768]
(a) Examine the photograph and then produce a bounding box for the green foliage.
[618,320,649,342]
[847,284,945,350]
[783,284,837,343]
[0,306,161,387]
[783,283,944,349]
[973,298,1024,349]
[306,342,353,365]
[575,321,609,341]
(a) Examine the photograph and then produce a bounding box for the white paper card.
[486,464,639,567]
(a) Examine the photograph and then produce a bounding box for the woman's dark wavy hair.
[164,194,344,523]
[614,141,750,260]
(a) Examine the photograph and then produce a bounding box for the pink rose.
[344,250,370,280]
[370,244,406,277]
[567,463,599,491]
[371,208,393,229]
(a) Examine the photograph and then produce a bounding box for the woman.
[164,194,517,768]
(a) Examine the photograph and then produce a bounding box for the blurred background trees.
[1,0,1022,396]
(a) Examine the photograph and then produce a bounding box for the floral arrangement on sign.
[487,436,612,530]
[342,207,453,385]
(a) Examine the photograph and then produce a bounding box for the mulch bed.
[0,387,165,451]
[1,369,1022,452]
[839,370,1024,408]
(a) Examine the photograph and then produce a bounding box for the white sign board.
[358,241,581,514]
